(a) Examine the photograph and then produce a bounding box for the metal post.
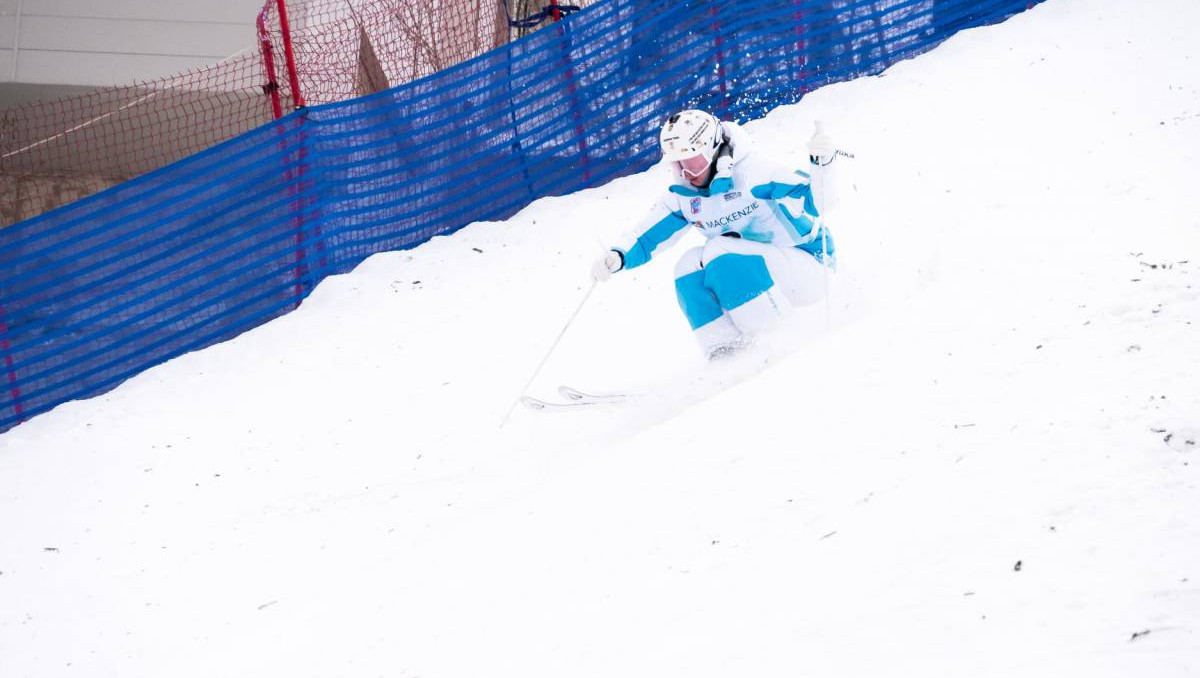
[257,1,313,306]
[287,118,311,309]
[257,5,283,119]
[275,0,306,109]
[261,1,314,306]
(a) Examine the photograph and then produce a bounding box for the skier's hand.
[808,121,835,167]
[591,250,623,282]
[710,153,735,193]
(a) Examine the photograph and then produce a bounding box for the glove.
[709,152,735,193]
[591,250,623,282]
[807,120,835,167]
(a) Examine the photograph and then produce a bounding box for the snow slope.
[2,0,1198,676]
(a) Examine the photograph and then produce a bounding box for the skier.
[591,109,839,359]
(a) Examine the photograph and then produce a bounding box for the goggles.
[675,154,712,179]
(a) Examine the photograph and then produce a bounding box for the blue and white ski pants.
[673,236,830,355]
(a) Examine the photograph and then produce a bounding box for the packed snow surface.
[2,0,1198,676]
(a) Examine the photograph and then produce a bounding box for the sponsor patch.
[690,197,702,214]
[702,201,760,230]
[723,191,742,202]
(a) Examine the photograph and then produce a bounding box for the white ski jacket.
[615,121,835,270]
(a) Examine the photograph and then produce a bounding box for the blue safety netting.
[0,0,1042,432]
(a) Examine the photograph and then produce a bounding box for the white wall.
[0,0,266,87]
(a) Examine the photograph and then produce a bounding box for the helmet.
[659,109,723,163]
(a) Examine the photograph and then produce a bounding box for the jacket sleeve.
[613,194,690,270]
[749,164,823,245]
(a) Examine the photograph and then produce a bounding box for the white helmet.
[659,109,724,163]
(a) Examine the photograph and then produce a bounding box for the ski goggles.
[675,154,712,179]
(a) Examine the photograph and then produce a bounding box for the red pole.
[257,5,283,119]
[289,122,310,309]
[550,0,562,22]
[275,0,306,109]
[262,1,313,305]
[256,2,307,304]
[0,300,23,422]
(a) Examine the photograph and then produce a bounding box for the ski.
[520,395,598,411]
[557,385,629,404]
[519,386,630,412]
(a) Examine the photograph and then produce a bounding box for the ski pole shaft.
[501,280,598,425]
[821,227,831,329]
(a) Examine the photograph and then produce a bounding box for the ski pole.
[820,225,831,330]
[813,120,832,331]
[810,120,852,331]
[501,280,598,425]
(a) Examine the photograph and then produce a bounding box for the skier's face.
[676,154,712,187]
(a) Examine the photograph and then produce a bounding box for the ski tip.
[520,396,546,411]
[558,385,585,401]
